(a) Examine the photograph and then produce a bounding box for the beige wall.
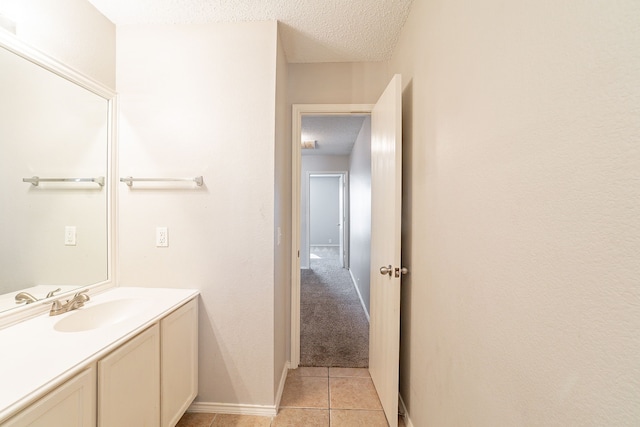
[116,22,280,407]
[348,116,372,314]
[273,23,291,397]
[288,62,389,106]
[391,0,640,425]
[0,0,115,88]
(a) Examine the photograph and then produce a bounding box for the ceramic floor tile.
[272,408,329,426]
[287,367,329,377]
[329,367,370,378]
[176,412,216,427]
[210,414,271,427]
[329,377,383,410]
[330,409,388,427]
[280,376,329,408]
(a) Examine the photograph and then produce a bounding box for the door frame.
[291,103,373,367]
[307,172,349,269]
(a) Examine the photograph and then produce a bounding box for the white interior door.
[369,74,402,427]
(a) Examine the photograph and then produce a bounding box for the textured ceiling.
[86,0,413,63]
[301,115,368,156]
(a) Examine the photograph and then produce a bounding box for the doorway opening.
[290,75,403,427]
[302,171,368,367]
[291,104,374,368]
[308,173,347,269]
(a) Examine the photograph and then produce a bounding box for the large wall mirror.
[0,32,115,318]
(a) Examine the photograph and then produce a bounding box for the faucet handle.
[68,291,89,310]
[46,288,62,298]
[74,290,90,303]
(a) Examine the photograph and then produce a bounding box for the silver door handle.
[379,265,393,276]
[395,267,409,278]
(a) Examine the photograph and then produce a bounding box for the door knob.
[379,265,393,276]
[395,267,409,278]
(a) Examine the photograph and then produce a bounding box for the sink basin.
[54,298,152,332]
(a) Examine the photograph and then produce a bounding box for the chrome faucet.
[49,290,90,316]
[15,292,38,304]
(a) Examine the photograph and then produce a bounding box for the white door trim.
[290,103,373,368]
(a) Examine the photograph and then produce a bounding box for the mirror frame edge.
[0,30,117,328]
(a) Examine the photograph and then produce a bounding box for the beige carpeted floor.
[300,246,369,367]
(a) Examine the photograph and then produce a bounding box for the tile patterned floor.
[176,367,406,427]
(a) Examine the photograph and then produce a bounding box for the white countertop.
[0,286,199,423]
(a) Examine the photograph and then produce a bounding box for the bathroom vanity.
[0,287,199,426]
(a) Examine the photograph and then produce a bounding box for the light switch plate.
[65,226,76,246]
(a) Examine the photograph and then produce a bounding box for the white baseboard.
[399,393,415,427]
[349,268,370,322]
[275,361,290,410]
[188,401,276,417]
[187,361,290,418]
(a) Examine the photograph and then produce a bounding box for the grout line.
[328,374,332,427]
[328,374,331,410]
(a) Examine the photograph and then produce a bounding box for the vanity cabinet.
[95,297,198,427]
[161,298,198,427]
[1,295,198,427]
[98,324,160,426]
[96,298,198,427]
[4,366,96,427]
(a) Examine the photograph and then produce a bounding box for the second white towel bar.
[120,176,204,187]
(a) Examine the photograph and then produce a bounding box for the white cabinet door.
[98,325,160,427]
[5,365,96,427]
[161,298,198,427]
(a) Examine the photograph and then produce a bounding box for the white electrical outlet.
[65,226,76,246]
[156,227,168,247]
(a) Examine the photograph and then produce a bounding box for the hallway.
[300,246,369,367]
